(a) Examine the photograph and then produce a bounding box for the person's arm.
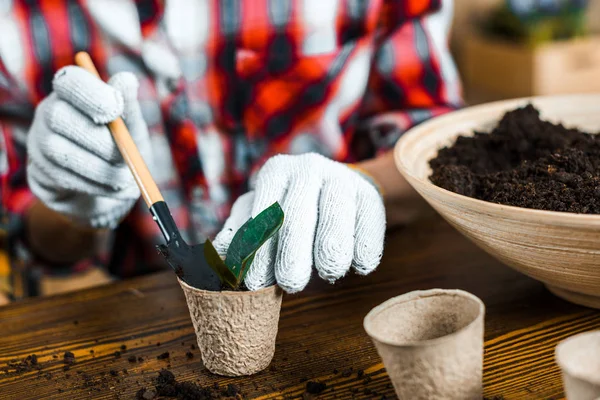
[1,118,106,265]
[24,200,107,264]
[355,150,426,227]
[354,0,463,226]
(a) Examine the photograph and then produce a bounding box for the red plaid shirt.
[0,0,461,278]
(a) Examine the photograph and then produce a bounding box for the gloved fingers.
[243,156,291,291]
[107,72,149,143]
[28,128,138,199]
[313,178,356,282]
[249,155,294,217]
[107,72,139,112]
[352,179,386,275]
[78,196,137,228]
[45,95,122,163]
[274,172,321,294]
[28,153,139,200]
[39,132,137,191]
[27,165,66,203]
[28,170,135,228]
[53,66,124,124]
[213,191,255,256]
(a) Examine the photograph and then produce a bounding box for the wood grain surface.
[1,215,597,399]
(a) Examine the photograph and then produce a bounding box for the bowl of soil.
[394,94,600,308]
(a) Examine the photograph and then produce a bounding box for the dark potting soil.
[305,381,327,394]
[430,105,600,213]
[149,369,243,399]
[3,355,41,374]
[64,351,75,365]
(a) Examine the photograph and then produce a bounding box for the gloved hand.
[27,67,152,228]
[213,153,386,293]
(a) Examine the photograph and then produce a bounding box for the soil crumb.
[306,381,327,394]
[430,105,600,213]
[3,355,41,374]
[64,352,75,365]
[136,388,157,399]
[152,369,243,399]
[341,368,353,378]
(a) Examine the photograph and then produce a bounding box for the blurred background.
[1,0,599,304]
[452,0,600,104]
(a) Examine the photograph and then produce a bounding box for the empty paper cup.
[364,289,485,400]
[556,331,600,400]
[178,278,283,376]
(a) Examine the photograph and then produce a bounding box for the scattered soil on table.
[2,355,41,374]
[2,344,206,397]
[430,105,600,213]
[64,351,75,365]
[137,369,243,399]
[305,381,327,395]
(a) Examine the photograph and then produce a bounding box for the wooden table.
[1,215,598,400]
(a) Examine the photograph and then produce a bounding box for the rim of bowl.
[555,330,600,385]
[363,289,485,348]
[394,93,600,227]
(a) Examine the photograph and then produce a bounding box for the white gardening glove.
[27,67,152,228]
[213,153,386,293]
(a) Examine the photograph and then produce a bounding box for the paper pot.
[178,278,283,376]
[556,331,600,400]
[364,289,485,400]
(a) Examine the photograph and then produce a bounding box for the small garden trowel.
[75,52,222,291]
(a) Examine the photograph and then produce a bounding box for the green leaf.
[225,202,284,288]
[203,239,238,289]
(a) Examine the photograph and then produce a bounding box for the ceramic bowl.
[394,94,600,309]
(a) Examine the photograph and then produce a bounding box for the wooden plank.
[0,217,595,399]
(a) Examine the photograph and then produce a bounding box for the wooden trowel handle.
[74,51,163,207]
